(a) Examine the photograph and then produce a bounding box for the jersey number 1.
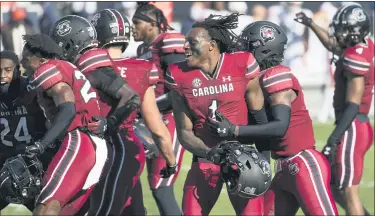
[74,70,97,103]
[1,117,31,147]
[209,100,218,120]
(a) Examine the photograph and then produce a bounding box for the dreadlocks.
[192,13,241,53]
[22,34,63,59]
[134,1,174,32]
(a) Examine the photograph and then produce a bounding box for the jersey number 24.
[1,117,31,147]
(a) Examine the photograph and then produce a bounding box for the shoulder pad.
[242,52,260,79]
[75,48,113,75]
[343,47,370,76]
[262,66,293,94]
[32,61,63,91]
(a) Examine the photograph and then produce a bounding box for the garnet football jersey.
[259,65,315,158]
[75,48,114,76]
[31,59,101,131]
[137,32,185,98]
[0,78,46,156]
[112,57,159,131]
[333,38,374,119]
[166,52,259,147]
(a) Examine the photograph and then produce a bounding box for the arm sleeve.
[237,104,291,139]
[343,49,370,76]
[32,63,64,91]
[164,66,179,92]
[161,53,186,70]
[75,49,113,75]
[86,67,127,99]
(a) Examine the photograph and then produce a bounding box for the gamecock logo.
[56,20,72,36]
[260,25,276,42]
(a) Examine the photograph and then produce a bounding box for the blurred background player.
[21,33,108,216]
[166,13,268,215]
[130,2,186,215]
[49,15,141,216]
[89,8,178,216]
[295,4,374,216]
[0,50,50,213]
[209,21,339,215]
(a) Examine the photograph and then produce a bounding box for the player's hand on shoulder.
[87,116,108,138]
[207,110,236,138]
[294,11,312,26]
[160,163,178,178]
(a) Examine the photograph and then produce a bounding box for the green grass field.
[2,123,374,215]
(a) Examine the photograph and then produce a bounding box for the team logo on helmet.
[260,25,276,42]
[352,8,366,22]
[91,13,101,27]
[110,23,119,34]
[56,20,72,36]
[259,160,271,177]
[288,162,299,175]
[192,78,202,88]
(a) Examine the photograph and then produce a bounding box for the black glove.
[294,12,312,26]
[207,110,236,138]
[321,137,341,166]
[160,163,178,178]
[87,116,107,138]
[205,146,226,165]
[25,141,45,157]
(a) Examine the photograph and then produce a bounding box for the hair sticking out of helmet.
[192,13,242,53]
[134,1,173,32]
[22,34,63,59]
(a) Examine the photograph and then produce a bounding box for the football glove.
[207,110,236,138]
[160,163,178,178]
[322,137,341,166]
[294,12,312,26]
[87,116,107,138]
[25,141,44,157]
[205,146,226,165]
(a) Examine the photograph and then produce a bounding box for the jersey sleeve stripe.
[150,69,159,79]
[343,58,369,71]
[78,53,107,66]
[264,78,293,89]
[263,73,292,87]
[246,60,260,76]
[165,71,177,86]
[343,57,370,66]
[163,40,185,48]
[33,67,60,87]
[163,38,185,43]
[78,55,110,71]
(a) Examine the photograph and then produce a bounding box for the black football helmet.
[0,154,43,204]
[331,4,370,48]
[240,21,288,66]
[91,9,131,52]
[133,118,159,159]
[49,15,98,62]
[219,141,272,199]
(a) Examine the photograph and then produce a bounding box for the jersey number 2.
[74,70,97,103]
[1,117,31,147]
[209,100,218,120]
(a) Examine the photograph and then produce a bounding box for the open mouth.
[185,53,192,59]
[0,81,8,85]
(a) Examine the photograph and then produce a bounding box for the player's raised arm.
[141,86,176,167]
[294,11,342,53]
[171,90,210,158]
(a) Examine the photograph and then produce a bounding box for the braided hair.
[192,13,241,53]
[135,1,174,32]
[22,34,63,59]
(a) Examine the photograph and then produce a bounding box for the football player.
[208,21,339,215]
[21,34,108,216]
[295,4,374,216]
[87,9,178,216]
[0,50,49,212]
[49,16,141,216]
[166,13,268,215]
[131,2,186,214]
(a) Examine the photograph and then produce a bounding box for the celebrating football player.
[166,13,269,215]
[0,50,51,212]
[86,8,178,216]
[131,2,186,215]
[21,34,108,216]
[49,15,141,216]
[208,21,339,215]
[295,4,374,216]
